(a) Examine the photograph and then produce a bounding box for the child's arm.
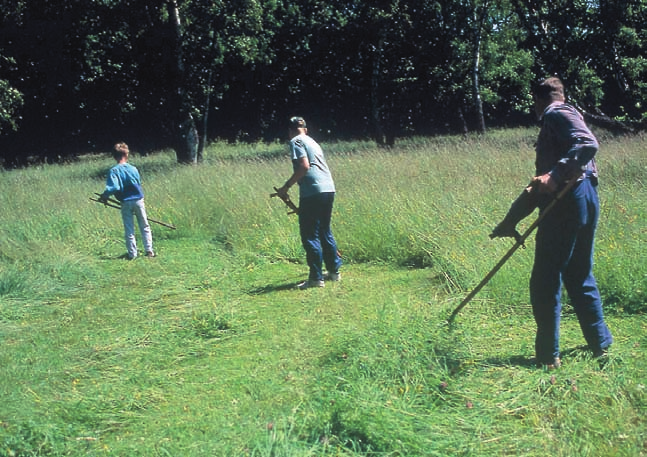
[100,169,121,201]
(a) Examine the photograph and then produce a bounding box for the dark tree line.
[0,0,645,166]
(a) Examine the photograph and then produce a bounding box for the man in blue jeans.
[276,116,342,289]
[529,77,613,369]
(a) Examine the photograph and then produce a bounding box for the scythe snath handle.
[90,194,177,230]
[270,186,299,215]
[447,177,579,325]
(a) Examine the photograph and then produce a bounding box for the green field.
[1,129,645,456]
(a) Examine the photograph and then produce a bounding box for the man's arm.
[535,106,598,193]
[276,156,309,197]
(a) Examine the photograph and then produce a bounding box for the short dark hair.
[289,116,306,129]
[533,77,565,101]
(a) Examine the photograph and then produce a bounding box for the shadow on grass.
[99,253,132,261]
[481,354,538,369]
[481,345,603,369]
[246,282,300,295]
[99,253,159,261]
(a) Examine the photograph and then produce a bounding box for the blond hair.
[112,142,129,161]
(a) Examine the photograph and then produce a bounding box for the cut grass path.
[1,238,451,453]
[2,236,643,455]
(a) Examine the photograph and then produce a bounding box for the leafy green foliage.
[0,76,23,134]
[2,1,647,165]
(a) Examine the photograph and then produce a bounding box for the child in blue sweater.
[100,143,154,259]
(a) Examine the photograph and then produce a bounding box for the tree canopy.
[1,0,645,165]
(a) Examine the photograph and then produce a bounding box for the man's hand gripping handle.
[270,186,299,215]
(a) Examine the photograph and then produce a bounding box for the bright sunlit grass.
[0,128,645,456]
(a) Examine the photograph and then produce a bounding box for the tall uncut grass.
[0,128,645,456]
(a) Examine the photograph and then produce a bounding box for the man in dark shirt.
[529,77,612,369]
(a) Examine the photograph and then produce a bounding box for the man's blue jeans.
[530,179,613,363]
[299,192,342,281]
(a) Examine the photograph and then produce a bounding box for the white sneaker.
[297,279,325,289]
[325,272,341,282]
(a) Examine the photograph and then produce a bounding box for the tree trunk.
[472,1,487,134]
[197,68,212,163]
[167,0,198,164]
[579,108,635,134]
[458,106,469,137]
[370,28,387,145]
[472,40,485,133]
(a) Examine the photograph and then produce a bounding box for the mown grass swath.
[0,128,645,456]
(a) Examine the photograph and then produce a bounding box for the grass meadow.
[0,128,645,456]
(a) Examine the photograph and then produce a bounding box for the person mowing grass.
[275,117,342,289]
[527,77,612,369]
[99,142,155,260]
